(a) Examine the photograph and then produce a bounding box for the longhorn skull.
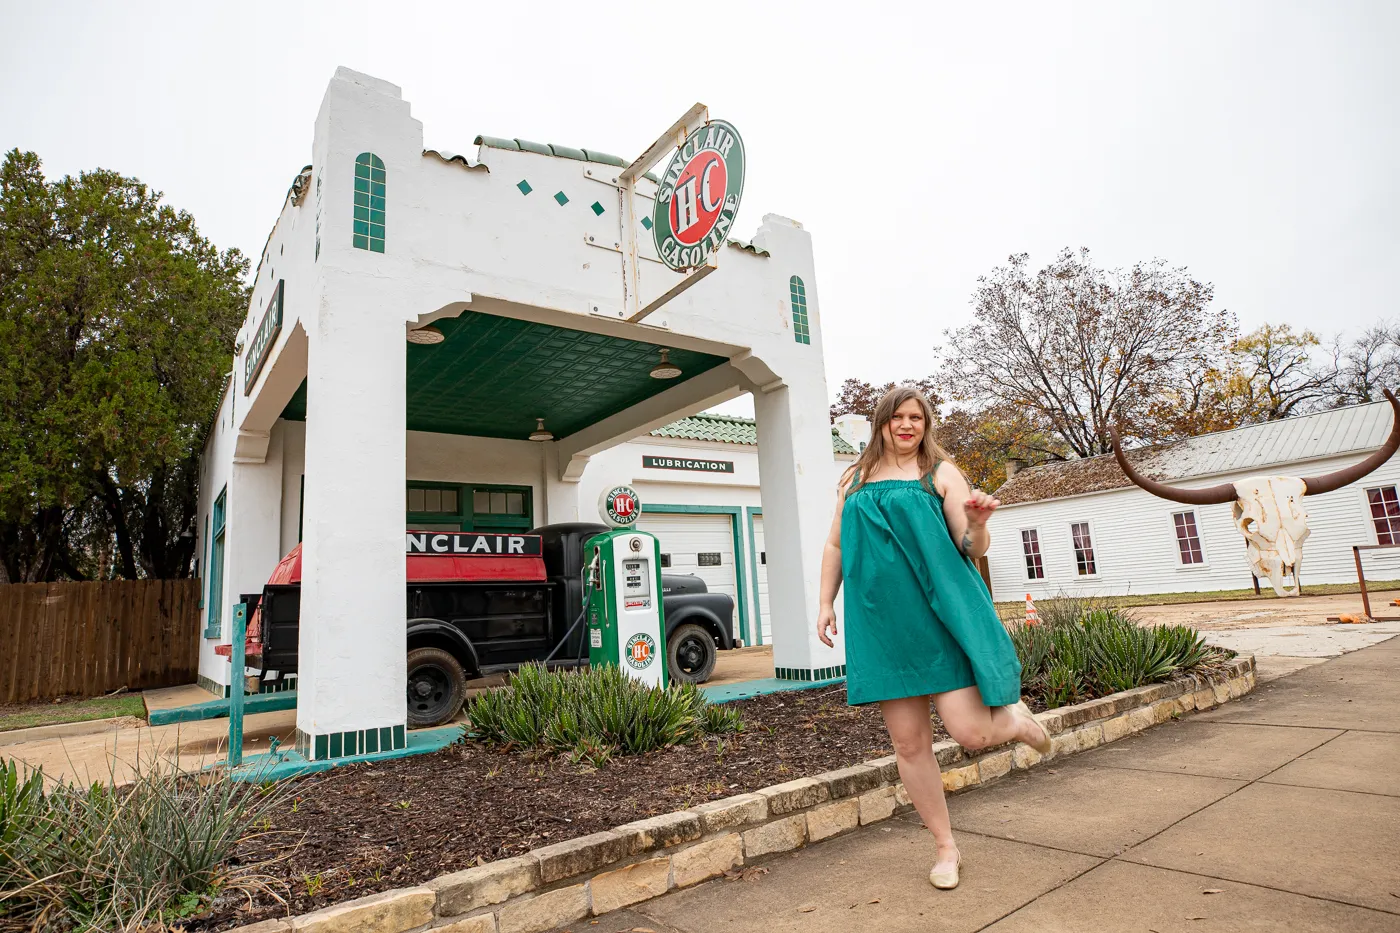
[1109,390,1400,597]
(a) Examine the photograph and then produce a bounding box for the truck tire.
[668,623,717,684]
[406,647,466,727]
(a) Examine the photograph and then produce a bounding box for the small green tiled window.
[790,275,811,345]
[353,153,386,253]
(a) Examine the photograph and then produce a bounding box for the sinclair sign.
[652,120,746,272]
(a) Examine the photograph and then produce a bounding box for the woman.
[817,386,1049,890]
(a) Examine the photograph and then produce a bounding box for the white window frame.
[1067,520,1100,579]
[1168,509,1209,569]
[1361,484,1400,547]
[1019,527,1047,581]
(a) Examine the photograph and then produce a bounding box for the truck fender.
[406,618,480,676]
[664,606,733,650]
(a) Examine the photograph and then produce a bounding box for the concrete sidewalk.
[566,635,1400,932]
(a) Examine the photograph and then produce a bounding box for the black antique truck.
[242,522,737,726]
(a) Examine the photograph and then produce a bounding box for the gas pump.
[585,484,668,687]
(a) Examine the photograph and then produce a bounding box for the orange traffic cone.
[1025,594,1041,626]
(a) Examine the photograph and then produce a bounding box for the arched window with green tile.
[353,153,385,252]
[789,275,810,345]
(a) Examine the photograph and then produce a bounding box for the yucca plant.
[0,754,293,932]
[466,664,743,763]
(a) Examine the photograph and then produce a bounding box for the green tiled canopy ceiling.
[279,313,728,440]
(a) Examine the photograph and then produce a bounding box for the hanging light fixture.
[528,418,554,442]
[649,348,682,379]
[406,325,445,345]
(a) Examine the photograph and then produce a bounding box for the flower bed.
[207,657,1256,933]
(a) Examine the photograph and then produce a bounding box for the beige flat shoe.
[1014,701,1053,755]
[929,851,962,890]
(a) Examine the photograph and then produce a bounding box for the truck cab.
[245,522,737,727]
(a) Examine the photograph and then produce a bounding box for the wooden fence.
[0,580,201,704]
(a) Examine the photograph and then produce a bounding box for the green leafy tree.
[0,150,247,582]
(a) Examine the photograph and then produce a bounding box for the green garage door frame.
[745,506,764,644]
[641,503,752,647]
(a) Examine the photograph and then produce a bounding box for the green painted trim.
[702,674,845,704]
[745,507,763,645]
[193,674,298,702]
[148,690,297,726]
[641,504,750,647]
[406,481,533,532]
[226,724,459,782]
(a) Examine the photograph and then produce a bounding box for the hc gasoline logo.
[653,120,746,272]
[605,485,640,527]
[625,633,656,670]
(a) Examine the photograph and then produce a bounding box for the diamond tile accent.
[641,216,653,230]
[517,179,533,195]
[554,191,569,206]
[590,201,605,216]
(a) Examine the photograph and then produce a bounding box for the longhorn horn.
[1301,389,1400,496]
[1108,428,1236,505]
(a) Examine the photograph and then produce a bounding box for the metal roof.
[996,400,1396,506]
[652,413,857,455]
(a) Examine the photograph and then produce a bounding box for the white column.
[754,382,845,680]
[294,67,420,760]
[297,277,407,759]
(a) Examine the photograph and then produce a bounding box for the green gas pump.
[585,484,668,687]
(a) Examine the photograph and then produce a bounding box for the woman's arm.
[935,462,1000,560]
[817,478,848,647]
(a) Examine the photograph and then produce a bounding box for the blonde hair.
[841,386,953,494]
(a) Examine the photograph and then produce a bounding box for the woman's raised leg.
[878,696,959,872]
[933,685,1046,753]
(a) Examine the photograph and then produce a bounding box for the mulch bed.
[198,684,948,931]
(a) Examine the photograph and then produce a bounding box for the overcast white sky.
[3,1,1397,418]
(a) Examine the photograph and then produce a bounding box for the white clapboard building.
[984,400,1400,601]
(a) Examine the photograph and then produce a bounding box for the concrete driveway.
[566,634,1400,932]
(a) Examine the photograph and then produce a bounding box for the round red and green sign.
[652,120,746,272]
[625,632,657,670]
[600,484,641,528]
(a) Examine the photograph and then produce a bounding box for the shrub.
[1009,605,1231,708]
[0,756,291,932]
[465,664,743,764]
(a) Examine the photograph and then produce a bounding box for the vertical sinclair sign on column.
[651,121,745,272]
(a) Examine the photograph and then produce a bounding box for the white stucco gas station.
[197,68,844,762]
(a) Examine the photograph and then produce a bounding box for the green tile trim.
[553,191,569,206]
[196,673,299,699]
[296,725,408,762]
[517,179,532,195]
[640,216,653,230]
[642,504,750,647]
[774,664,846,683]
[590,200,605,216]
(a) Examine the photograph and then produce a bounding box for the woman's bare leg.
[933,686,1042,752]
[879,696,958,870]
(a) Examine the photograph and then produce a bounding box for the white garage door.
[753,515,770,644]
[638,512,738,605]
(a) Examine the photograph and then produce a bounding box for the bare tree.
[1329,321,1400,407]
[941,249,1234,458]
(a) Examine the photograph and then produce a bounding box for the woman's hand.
[817,604,839,647]
[964,490,1000,527]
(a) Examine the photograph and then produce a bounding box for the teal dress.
[840,470,1022,707]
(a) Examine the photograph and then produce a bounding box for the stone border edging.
[230,657,1256,933]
